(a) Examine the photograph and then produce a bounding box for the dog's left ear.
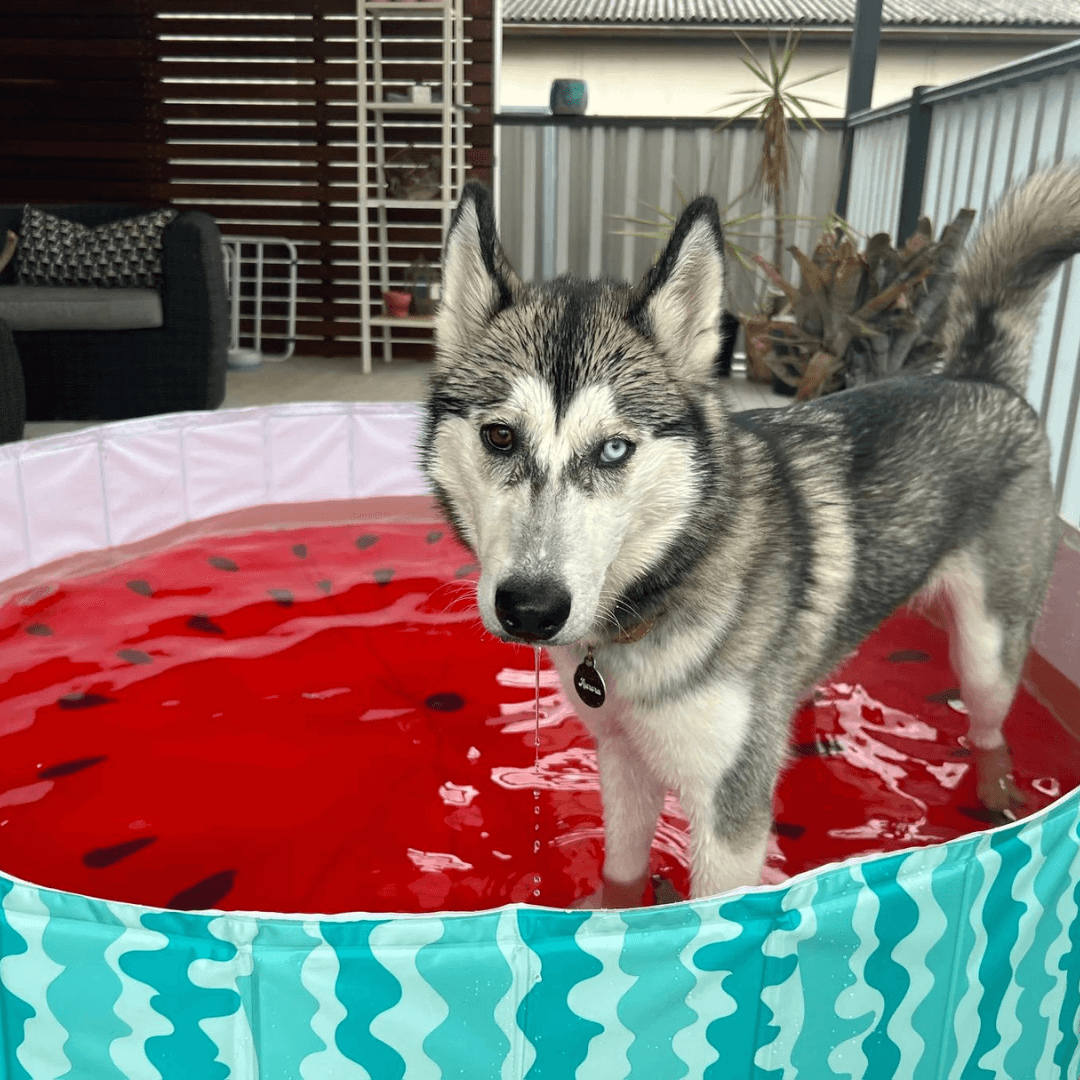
[437,182,520,362]
[632,197,726,379]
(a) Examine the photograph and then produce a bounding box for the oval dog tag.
[574,651,606,709]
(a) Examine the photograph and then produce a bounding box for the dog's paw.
[570,872,651,909]
[570,888,606,910]
[973,744,1026,816]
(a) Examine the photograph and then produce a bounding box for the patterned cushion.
[16,206,178,289]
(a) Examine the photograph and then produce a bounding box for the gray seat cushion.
[0,285,163,332]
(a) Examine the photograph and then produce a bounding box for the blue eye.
[600,438,632,464]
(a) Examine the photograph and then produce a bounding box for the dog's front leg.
[574,728,666,908]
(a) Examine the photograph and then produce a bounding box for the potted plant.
[750,208,976,399]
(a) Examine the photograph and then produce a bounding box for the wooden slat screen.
[0,2,164,204]
[157,0,492,356]
[0,0,494,358]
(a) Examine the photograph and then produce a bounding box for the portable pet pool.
[1,402,1078,1078]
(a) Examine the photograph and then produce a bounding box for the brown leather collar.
[612,616,656,644]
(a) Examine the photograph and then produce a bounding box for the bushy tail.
[941,163,1080,396]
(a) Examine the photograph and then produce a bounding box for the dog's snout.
[494,578,572,642]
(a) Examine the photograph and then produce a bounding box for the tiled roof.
[502,0,1080,26]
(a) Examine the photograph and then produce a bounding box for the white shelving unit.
[357,0,466,373]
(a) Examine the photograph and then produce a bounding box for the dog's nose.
[494,578,572,642]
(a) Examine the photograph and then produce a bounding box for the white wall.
[501,37,1053,116]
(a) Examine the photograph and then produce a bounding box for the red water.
[0,514,1077,914]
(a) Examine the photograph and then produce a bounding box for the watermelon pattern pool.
[0,399,1077,1077]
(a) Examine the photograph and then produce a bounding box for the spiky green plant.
[611,187,825,308]
[715,29,840,277]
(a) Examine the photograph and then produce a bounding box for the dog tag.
[574,650,606,709]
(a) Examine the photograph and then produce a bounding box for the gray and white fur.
[421,165,1080,904]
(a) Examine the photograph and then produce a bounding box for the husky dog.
[421,166,1080,906]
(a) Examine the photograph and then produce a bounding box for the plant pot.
[383,290,412,318]
[741,315,774,384]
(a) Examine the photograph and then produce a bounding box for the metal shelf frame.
[356,0,466,372]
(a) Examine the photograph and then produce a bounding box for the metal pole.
[896,86,933,243]
[835,0,883,218]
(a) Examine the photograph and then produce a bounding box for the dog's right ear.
[437,182,518,360]
[631,196,726,380]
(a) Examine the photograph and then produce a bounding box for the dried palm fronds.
[715,29,840,272]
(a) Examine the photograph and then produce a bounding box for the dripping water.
[532,644,542,899]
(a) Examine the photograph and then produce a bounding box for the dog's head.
[421,182,731,647]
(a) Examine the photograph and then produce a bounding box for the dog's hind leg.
[939,549,1045,813]
[676,697,779,899]
[681,791,771,900]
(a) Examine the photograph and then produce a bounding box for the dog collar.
[613,617,655,644]
[573,615,657,709]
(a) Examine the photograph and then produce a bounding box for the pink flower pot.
[383,290,412,317]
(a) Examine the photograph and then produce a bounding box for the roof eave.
[501,21,1080,41]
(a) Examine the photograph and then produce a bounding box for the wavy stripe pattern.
[417,911,514,1078]
[1,885,70,1080]
[298,920,369,1080]
[40,891,128,1080]
[188,916,259,1078]
[103,899,173,1080]
[566,912,636,1078]
[0,790,1075,1077]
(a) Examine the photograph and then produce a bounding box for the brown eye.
[481,424,515,452]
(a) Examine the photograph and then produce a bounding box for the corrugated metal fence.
[848,40,1080,527]
[494,45,1080,527]
[496,115,844,314]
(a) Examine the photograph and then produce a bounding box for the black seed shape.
[888,649,931,663]
[425,692,465,712]
[356,534,378,550]
[208,556,239,572]
[455,563,480,578]
[15,584,57,607]
[316,580,332,593]
[373,568,394,585]
[187,615,225,634]
[39,755,107,779]
[925,688,963,704]
[772,821,807,840]
[167,869,236,911]
[793,737,844,758]
[118,649,152,665]
[126,580,153,597]
[268,588,294,606]
[59,692,113,710]
[25,624,52,636]
[83,836,157,868]
[958,806,1013,827]
[426,530,444,544]
[292,544,308,558]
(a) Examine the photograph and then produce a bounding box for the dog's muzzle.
[494,576,572,642]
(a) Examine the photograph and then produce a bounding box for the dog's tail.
[941,163,1080,396]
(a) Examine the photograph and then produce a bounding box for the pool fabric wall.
[0,403,1078,1079]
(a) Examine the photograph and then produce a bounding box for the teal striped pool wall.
[0,786,1077,1079]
